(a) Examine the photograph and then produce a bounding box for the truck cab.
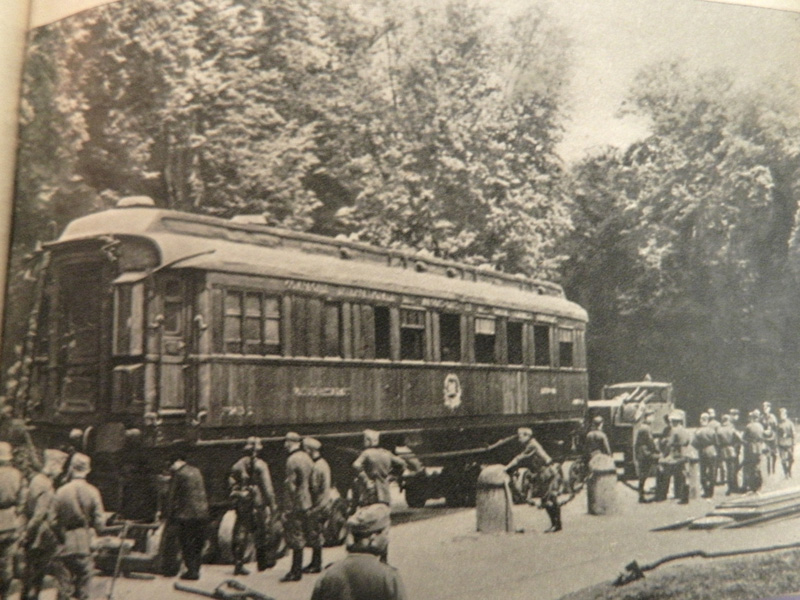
[586,378,674,478]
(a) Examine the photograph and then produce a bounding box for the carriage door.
[156,275,189,412]
[56,262,106,412]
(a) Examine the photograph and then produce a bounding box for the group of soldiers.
[0,442,105,600]
[225,428,406,591]
[0,425,409,600]
[634,401,796,504]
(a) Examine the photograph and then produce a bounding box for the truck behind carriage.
[5,196,589,568]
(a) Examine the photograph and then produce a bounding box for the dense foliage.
[6,1,800,412]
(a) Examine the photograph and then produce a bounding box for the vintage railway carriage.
[17,197,588,517]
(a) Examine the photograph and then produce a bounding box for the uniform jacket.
[761,412,778,432]
[284,449,314,512]
[166,462,209,521]
[352,448,406,506]
[717,424,742,458]
[0,464,24,535]
[229,456,276,510]
[584,430,611,457]
[24,472,57,550]
[505,438,552,473]
[52,478,105,556]
[634,424,658,463]
[692,425,719,459]
[311,553,407,600]
[777,419,796,449]
[667,426,692,462]
[743,422,764,459]
[309,457,332,517]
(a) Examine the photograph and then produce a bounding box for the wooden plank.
[362,305,375,359]
[352,303,364,359]
[281,295,292,357]
[341,303,353,358]
[307,297,322,357]
[431,312,441,362]
[496,317,507,364]
[389,306,400,361]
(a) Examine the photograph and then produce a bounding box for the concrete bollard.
[476,464,514,533]
[686,458,701,500]
[586,453,618,515]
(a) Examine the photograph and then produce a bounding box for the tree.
[336,0,574,277]
[565,61,800,408]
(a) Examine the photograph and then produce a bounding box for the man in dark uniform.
[311,503,406,600]
[228,436,278,575]
[21,448,68,600]
[0,442,25,600]
[352,430,407,508]
[50,453,106,600]
[742,411,765,492]
[281,431,314,582]
[584,415,611,460]
[692,413,719,498]
[165,451,209,580]
[634,411,658,503]
[717,414,742,494]
[303,437,331,574]
[504,427,563,532]
[777,407,795,478]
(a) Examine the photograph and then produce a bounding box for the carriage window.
[474,317,496,364]
[559,328,574,368]
[224,290,281,355]
[440,313,461,362]
[400,308,425,361]
[507,321,523,365]
[323,302,342,358]
[163,278,183,335]
[113,283,144,356]
[534,324,551,366]
[374,306,390,359]
[224,292,243,353]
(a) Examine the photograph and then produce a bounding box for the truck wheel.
[213,509,254,564]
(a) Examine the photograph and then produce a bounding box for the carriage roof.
[54,207,588,322]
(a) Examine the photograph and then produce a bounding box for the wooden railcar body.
[18,203,588,516]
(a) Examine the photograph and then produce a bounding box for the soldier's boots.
[302,547,323,574]
[544,506,562,533]
[234,563,250,576]
[280,550,303,582]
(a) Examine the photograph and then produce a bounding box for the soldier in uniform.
[777,407,795,478]
[634,410,658,503]
[663,412,691,503]
[584,415,611,460]
[0,442,25,600]
[303,437,331,574]
[281,431,314,582]
[50,453,105,600]
[717,414,742,494]
[742,410,765,492]
[165,451,209,580]
[228,437,278,575]
[763,422,778,476]
[692,413,719,498]
[352,430,407,508]
[761,402,778,432]
[504,427,563,532]
[311,503,406,600]
[21,448,68,600]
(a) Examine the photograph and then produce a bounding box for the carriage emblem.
[443,373,462,410]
